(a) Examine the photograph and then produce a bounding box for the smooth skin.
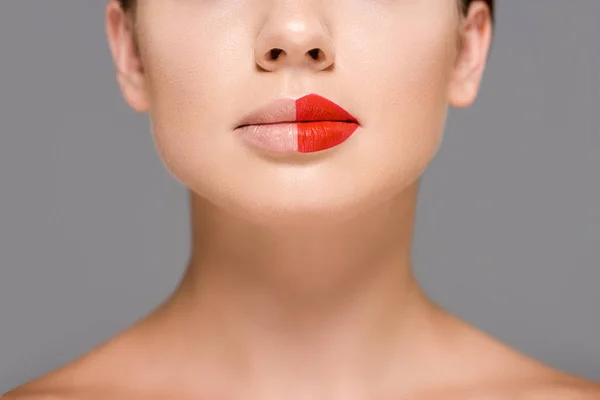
[4,0,600,398]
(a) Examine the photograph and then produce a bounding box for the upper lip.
[235,94,359,128]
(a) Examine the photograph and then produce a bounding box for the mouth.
[235,93,360,154]
[236,119,359,129]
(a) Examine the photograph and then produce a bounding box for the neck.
[152,180,448,395]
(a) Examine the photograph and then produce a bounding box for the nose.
[254,2,335,72]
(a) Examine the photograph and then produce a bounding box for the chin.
[183,168,421,229]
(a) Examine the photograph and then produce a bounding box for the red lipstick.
[235,94,359,154]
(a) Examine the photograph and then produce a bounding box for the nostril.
[269,48,284,60]
[264,48,326,63]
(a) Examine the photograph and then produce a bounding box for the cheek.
[137,21,251,196]
[338,22,456,194]
[378,50,452,181]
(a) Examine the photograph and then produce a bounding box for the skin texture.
[4,0,600,398]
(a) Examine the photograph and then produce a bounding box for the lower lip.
[236,121,359,154]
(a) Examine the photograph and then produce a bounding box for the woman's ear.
[447,1,493,108]
[105,1,149,112]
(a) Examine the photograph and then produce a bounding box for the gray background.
[0,1,598,392]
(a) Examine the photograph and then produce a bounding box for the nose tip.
[254,16,335,72]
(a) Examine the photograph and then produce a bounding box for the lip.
[235,93,360,154]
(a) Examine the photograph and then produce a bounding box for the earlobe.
[116,68,149,112]
[448,78,479,108]
[447,2,493,108]
[105,1,149,112]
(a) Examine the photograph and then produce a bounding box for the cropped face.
[106,0,492,227]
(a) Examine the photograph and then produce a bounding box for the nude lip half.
[235,94,359,154]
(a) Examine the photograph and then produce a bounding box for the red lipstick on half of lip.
[235,94,360,154]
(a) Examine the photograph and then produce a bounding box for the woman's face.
[109,0,490,226]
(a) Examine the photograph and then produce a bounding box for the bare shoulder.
[1,320,164,399]
[419,373,600,400]
[0,340,191,400]
[1,340,136,399]
[527,374,600,399]
[2,387,76,400]
[479,352,600,399]
[2,367,76,399]
[468,370,600,400]
[440,314,600,399]
[1,371,99,400]
[2,374,131,400]
[2,380,90,400]
[2,387,116,400]
[1,360,143,400]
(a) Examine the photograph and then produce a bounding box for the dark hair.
[118,0,495,21]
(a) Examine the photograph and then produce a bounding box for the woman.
[4,0,600,398]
